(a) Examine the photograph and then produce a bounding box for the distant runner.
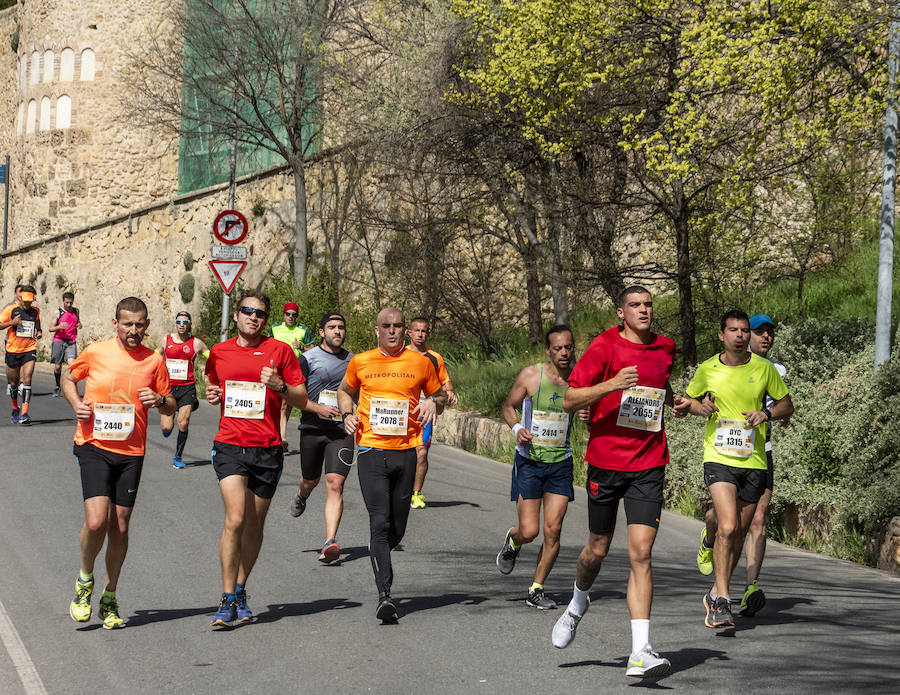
[49,291,81,397]
[270,301,314,447]
[337,307,445,623]
[156,311,208,468]
[0,284,42,425]
[289,312,355,564]
[406,317,457,509]
[62,297,174,629]
[680,309,792,629]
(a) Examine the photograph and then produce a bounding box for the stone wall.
[434,407,514,459]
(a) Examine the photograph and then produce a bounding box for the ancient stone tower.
[2,0,178,246]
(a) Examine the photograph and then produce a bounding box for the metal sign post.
[219,139,238,343]
[1,156,9,251]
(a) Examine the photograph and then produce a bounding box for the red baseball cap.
[284,302,299,313]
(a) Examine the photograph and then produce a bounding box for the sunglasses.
[175,320,190,326]
[284,311,299,317]
[239,306,269,319]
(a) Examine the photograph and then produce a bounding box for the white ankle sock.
[631,619,650,655]
[570,582,589,615]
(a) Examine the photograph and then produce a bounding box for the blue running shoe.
[18,413,31,426]
[235,587,253,623]
[172,456,185,469]
[162,428,172,438]
[11,408,19,424]
[210,594,237,628]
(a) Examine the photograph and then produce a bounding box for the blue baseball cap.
[749,314,775,330]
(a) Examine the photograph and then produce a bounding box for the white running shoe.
[625,644,671,678]
[551,599,589,648]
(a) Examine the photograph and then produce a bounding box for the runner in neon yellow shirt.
[674,309,792,630]
[270,302,313,445]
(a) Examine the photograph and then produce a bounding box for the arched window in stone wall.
[56,95,72,129]
[29,51,40,85]
[60,48,74,82]
[26,100,36,134]
[16,102,24,136]
[43,50,54,82]
[39,96,51,131]
[80,49,95,81]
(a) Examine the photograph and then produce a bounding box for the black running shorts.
[75,442,144,507]
[211,440,284,499]
[5,350,37,369]
[299,429,354,480]
[703,461,767,503]
[171,383,200,412]
[586,465,665,536]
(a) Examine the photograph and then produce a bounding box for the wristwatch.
[277,381,288,394]
[762,406,772,421]
[156,394,166,408]
[341,412,353,421]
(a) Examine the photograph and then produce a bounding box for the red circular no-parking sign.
[212,209,248,245]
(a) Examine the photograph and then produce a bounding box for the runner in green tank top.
[496,325,589,610]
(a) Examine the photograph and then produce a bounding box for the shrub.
[178,273,195,303]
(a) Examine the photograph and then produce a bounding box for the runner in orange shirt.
[337,307,445,623]
[0,284,42,425]
[61,297,175,629]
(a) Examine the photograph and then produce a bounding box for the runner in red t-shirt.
[155,311,208,469]
[550,286,688,680]
[205,291,307,628]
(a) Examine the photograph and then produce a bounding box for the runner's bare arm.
[562,365,638,412]
[337,378,359,435]
[503,366,537,445]
[138,387,176,416]
[682,393,717,418]
[743,393,793,427]
[155,338,166,356]
[61,368,92,421]
[260,360,308,410]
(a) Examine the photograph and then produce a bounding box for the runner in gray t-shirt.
[288,312,355,564]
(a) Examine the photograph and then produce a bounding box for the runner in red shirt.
[550,286,687,679]
[61,296,175,629]
[155,311,208,468]
[205,291,308,628]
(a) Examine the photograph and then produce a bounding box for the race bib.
[369,398,408,436]
[714,418,755,458]
[93,403,135,441]
[16,320,35,338]
[224,381,265,420]
[530,410,569,447]
[617,387,665,432]
[318,389,342,421]
[166,359,189,381]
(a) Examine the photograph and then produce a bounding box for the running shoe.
[551,599,589,648]
[289,492,307,518]
[172,455,185,469]
[98,595,125,629]
[10,408,19,424]
[235,588,253,623]
[376,595,399,623]
[739,581,766,617]
[496,528,520,575]
[626,645,671,678]
[210,594,237,628]
[703,592,734,628]
[161,428,171,438]
[51,387,61,398]
[697,528,714,575]
[17,413,31,426]
[318,539,340,564]
[526,587,557,610]
[410,491,426,509]
[69,578,93,622]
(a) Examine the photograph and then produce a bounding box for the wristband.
[512,423,524,437]
[761,407,771,421]
[341,412,353,421]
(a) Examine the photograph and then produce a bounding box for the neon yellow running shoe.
[740,581,766,617]
[410,491,426,509]
[69,579,93,622]
[98,595,125,629]
[697,529,714,576]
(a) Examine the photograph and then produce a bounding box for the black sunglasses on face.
[284,311,298,317]
[239,306,269,319]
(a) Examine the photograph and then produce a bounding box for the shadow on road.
[126,604,221,628]
[23,417,73,426]
[300,544,370,565]
[256,597,362,623]
[397,592,489,616]
[421,500,482,508]
[184,459,211,468]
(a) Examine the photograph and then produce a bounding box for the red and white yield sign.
[213,209,248,245]
[209,260,247,294]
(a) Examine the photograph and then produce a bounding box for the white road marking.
[0,597,48,695]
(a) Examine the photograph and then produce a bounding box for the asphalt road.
[1,369,898,694]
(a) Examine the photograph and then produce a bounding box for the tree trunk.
[523,247,543,344]
[674,192,697,366]
[547,231,569,325]
[797,272,805,318]
[292,161,309,286]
